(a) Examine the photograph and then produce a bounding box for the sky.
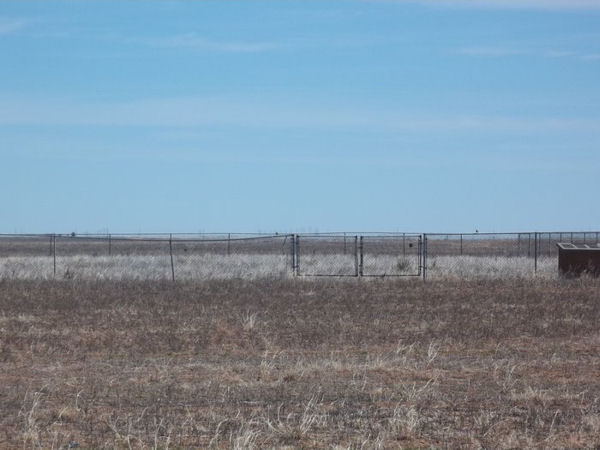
[1,0,599,234]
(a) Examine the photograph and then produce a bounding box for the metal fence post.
[295,234,300,276]
[108,234,112,256]
[291,234,297,276]
[354,236,359,277]
[227,233,231,256]
[169,234,175,282]
[460,234,463,256]
[534,232,538,273]
[290,234,294,274]
[359,236,364,277]
[53,234,56,279]
[422,234,427,282]
[403,233,406,257]
[417,234,422,277]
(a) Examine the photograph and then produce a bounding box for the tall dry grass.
[0,253,557,280]
[1,278,599,448]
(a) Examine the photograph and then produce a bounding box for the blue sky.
[1,0,599,233]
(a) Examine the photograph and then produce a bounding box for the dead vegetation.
[1,278,599,448]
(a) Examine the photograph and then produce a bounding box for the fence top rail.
[68,235,288,243]
[0,232,289,238]
[0,231,425,238]
[160,235,290,243]
[298,233,422,238]
[0,233,291,240]
[425,230,600,237]
[297,231,423,235]
[0,230,598,239]
[0,233,56,238]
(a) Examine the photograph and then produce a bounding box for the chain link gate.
[360,234,422,277]
[295,234,422,277]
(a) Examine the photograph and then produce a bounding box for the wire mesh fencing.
[1,230,599,281]
[0,233,293,281]
[295,234,360,277]
[170,234,292,280]
[294,234,422,277]
[536,232,600,257]
[0,234,57,279]
[360,235,421,277]
[422,231,600,280]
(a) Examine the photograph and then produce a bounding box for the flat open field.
[1,278,599,448]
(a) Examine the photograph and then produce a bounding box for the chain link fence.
[0,231,598,281]
[295,234,359,277]
[360,235,421,277]
[0,233,293,281]
[422,231,600,280]
[0,234,57,279]
[170,234,292,280]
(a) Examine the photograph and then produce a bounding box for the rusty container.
[557,243,600,277]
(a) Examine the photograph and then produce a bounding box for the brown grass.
[1,278,599,448]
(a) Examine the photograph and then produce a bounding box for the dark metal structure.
[557,243,600,277]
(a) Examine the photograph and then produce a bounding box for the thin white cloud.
[456,46,528,57]
[0,94,599,135]
[456,46,600,61]
[414,0,600,10]
[141,32,278,53]
[0,18,27,35]
[544,50,577,58]
[582,53,600,60]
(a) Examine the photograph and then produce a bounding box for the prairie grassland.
[1,278,599,448]
[0,254,555,280]
[0,255,291,281]
[426,255,556,279]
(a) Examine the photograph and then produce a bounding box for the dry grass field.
[0,254,556,281]
[1,278,600,448]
